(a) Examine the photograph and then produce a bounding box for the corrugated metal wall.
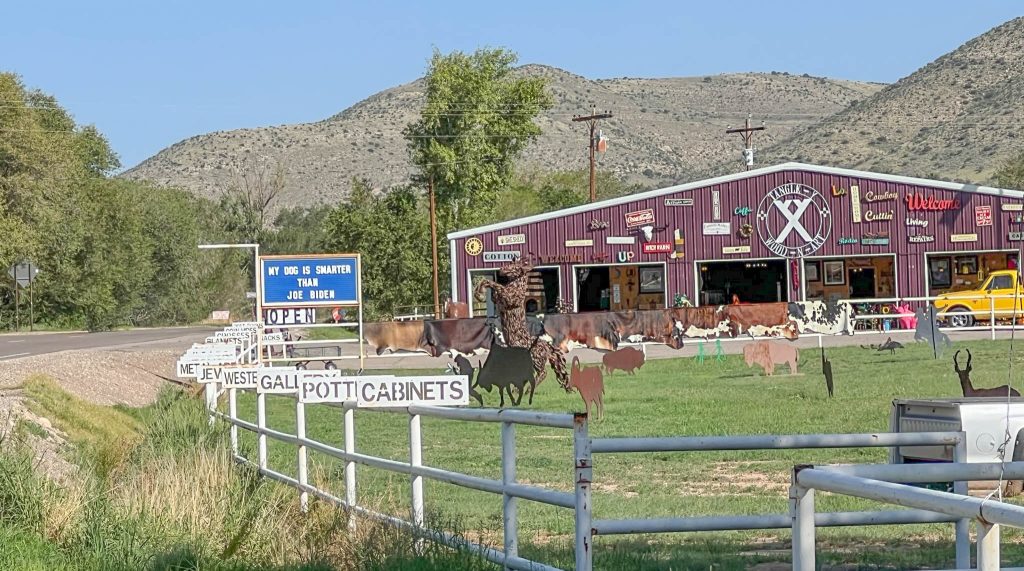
[452,167,1024,305]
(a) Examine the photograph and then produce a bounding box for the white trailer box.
[890,397,1024,493]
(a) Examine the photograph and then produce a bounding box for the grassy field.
[235,338,1024,569]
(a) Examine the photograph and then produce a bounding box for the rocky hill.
[756,17,1024,183]
[121,67,881,209]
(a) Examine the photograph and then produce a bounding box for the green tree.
[322,180,431,319]
[996,150,1024,189]
[265,205,332,255]
[489,169,643,223]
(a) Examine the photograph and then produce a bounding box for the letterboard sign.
[261,254,361,308]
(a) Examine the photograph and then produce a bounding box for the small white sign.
[263,332,285,343]
[851,185,862,223]
[1004,203,1024,212]
[299,370,359,403]
[483,251,521,263]
[198,365,260,388]
[264,308,315,326]
[210,310,230,321]
[712,190,721,220]
[722,245,751,254]
[357,375,470,408]
[497,233,526,246]
[256,367,303,394]
[950,233,978,243]
[665,198,693,207]
[606,236,636,245]
[565,239,594,247]
[703,222,731,236]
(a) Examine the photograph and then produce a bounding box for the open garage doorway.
[697,259,788,305]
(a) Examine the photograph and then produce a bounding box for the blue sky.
[4,1,1020,169]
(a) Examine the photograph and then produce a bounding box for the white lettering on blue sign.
[261,255,359,307]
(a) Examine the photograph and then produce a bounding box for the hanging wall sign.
[738,223,753,239]
[975,206,993,227]
[642,242,672,254]
[703,222,731,235]
[831,185,847,196]
[906,194,960,211]
[1002,203,1024,212]
[863,190,898,202]
[606,236,636,245]
[863,209,894,222]
[587,219,609,231]
[1010,232,1024,241]
[722,245,751,254]
[497,234,526,246]
[850,185,862,223]
[624,209,655,228]
[539,253,583,264]
[565,239,594,247]
[483,251,521,263]
[465,238,483,256]
[755,182,832,259]
[616,251,636,263]
[712,190,721,220]
[861,235,891,246]
[665,198,693,207]
[838,237,859,245]
[908,234,936,243]
[591,252,610,262]
[950,234,978,243]
[670,229,685,260]
[906,217,929,228]
[734,206,751,216]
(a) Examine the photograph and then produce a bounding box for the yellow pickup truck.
[935,269,1024,328]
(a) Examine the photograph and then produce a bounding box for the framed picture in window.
[805,261,820,282]
[823,260,845,286]
[955,256,978,275]
[929,257,952,288]
[639,267,664,293]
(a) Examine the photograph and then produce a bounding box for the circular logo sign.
[465,237,483,256]
[755,183,831,259]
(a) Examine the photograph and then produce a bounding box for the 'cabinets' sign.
[261,255,359,307]
[906,194,960,211]
[565,239,593,247]
[702,222,731,235]
[665,198,693,206]
[976,206,993,227]
[624,209,655,228]
[642,242,672,254]
[264,308,315,326]
[951,234,978,243]
[483,251,520,263]
[722,245,750,254]
[497,234,525,245]
[755,183,831,259]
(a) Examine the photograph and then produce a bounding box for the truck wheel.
[325,361,338,370]
[946,307,975,328]
[1005,429,1024,497]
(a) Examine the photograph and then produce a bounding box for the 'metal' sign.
[261,255,360,308]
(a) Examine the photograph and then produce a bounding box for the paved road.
[0,327,218,361]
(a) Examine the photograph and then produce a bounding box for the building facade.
[447,163,1024,315]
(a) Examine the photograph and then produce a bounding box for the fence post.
[296,400,308,513]
[205,381,217,426]
[573,413,592,571]
[228,388,238,456]
[410,412,424,541]
[257,392,268,471]
[501,421,518,570]
[817,334,823,349]
[790,467,815,571]
[990,295,996,341]
[344,404,357,531]
[976,521,1000,571]
[953,438,971,569]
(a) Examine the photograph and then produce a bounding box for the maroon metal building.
[447,163,1024,315]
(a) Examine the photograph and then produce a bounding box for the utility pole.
[726,113,766,171]
[572,108,613,202]
[428,176,441,319]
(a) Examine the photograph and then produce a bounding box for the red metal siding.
[452,168,1023,304]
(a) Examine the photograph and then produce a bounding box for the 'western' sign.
[261,255,359,307]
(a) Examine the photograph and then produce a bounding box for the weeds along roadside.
[0,378,494,570]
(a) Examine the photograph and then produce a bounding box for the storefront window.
[929,258,952,288]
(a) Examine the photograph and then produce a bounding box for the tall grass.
[0,381,493,570]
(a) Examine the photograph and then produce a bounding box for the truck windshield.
[988,275,1014,290]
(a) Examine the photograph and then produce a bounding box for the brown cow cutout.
[569,356,605,420]
[602,346,645,375]
[743,340,799,376]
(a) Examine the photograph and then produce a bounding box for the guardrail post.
[228,388,238,456]
[990,295,996,340]
[410,412,424,547]
[977,521,1000,571]
[501,421,518,570]
[953,438,971,569]
[790,467,815,571]
[344,404,357,531]
[257,392,268,471]
[296,400,308,513]
[573,413,592,571]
